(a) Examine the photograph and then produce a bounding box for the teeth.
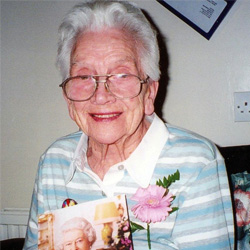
[93,114,119,118]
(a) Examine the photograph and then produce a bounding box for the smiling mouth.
[90,112,122,121]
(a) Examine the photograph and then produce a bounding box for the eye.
[117,74,130,79]
[80,75,92,81]
[76,238,84,243]
[65,242,72,247]
[111,74,131,82]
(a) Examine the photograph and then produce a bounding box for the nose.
[90,81,116,105]
[72,242,77,250]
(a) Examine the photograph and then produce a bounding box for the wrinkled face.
[63,229,91,250]
[65,28,158,145]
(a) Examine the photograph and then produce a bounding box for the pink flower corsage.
[130,170,180,249]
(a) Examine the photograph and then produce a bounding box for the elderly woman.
[58,217,96,250]
[24,1,234,250]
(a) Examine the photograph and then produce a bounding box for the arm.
[173,155,234,249]
[23,158,44,250]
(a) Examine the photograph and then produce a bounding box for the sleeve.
[172,150,235,250]
[23,157,44,250]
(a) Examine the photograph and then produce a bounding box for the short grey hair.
[56,0,160,81]
[60,217,96,248]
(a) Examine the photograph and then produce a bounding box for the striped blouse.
[23,114,234,250]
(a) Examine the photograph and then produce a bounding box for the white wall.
[1,0,250,210]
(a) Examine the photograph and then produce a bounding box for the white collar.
[66,113,169,187]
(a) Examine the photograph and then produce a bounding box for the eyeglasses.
[59,73,149,101]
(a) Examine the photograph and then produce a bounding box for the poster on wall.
[157,0,237,40]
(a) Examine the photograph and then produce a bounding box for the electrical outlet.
[234,92,250,122]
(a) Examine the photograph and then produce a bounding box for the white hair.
[60,217,96,247]
[56,0,160,81]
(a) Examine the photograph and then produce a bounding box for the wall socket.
[234,92,250,122]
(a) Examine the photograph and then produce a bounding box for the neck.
[87,118,150,179]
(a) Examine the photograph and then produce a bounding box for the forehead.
[71,28,141,71]
[63,228,84,240]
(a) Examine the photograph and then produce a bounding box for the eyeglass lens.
[64,74,142,101]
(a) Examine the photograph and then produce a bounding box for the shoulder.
[164,124,219,160]
[39,130,83,162]
[46,130,82,151]
[49,130,82,147]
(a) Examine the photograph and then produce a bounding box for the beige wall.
[1,0,250,210]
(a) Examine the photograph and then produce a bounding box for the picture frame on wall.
[157,0,237,40]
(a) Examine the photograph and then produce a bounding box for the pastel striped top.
[23,114,234,250]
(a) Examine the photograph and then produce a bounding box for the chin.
[94,137,121,145]
[91,131,128,145]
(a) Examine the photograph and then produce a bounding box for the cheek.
[67,102,89,128]
[79,240,91,249]
[124,96,145,126]
[67,101,82,123]
[67,101,76,121]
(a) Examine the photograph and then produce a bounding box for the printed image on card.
[38,195,133,250]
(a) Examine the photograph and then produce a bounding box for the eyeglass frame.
[59,73,149,102]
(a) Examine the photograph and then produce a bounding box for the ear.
[144,80,159,115]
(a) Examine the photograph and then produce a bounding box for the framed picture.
[157,0,237,40]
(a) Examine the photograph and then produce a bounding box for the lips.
[90,112,122,121]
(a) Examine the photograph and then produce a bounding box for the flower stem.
[147,223,151,249]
